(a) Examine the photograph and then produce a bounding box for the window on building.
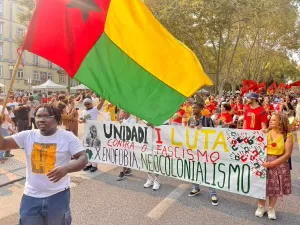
[33,71,39,80]
[0,65,3,77]
[17,69,23,79]
[0,2,3,18]
[48,61,53,68]
[40,72,47,81]
[48,73,53,81]
[16,28,24,38]
[0,42,3,59]
[33,55,39,66]
[0,22,3,36]
[59,75,65,83]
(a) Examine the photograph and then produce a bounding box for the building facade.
[0,0,79,92]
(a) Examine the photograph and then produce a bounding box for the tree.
[144,0,300,94]
[16,0,35,46]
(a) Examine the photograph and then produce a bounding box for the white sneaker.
[153,180,160,191]
[255,205,266,217]
[268,207,276,220]
[144,179,154,188]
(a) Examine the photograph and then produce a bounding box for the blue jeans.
[19,188,71,225]
[193,183,217,196]
[0,128,9,159]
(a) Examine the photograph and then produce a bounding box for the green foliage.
[16,0,35,46]
[144,0,300,92]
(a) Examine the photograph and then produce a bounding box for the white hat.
[83,98,92,104]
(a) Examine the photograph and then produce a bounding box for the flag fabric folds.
[267,82,277,95]
[22,0,213,125]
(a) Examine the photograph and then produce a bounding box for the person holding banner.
[117,110,136,181]
[0,104,88,225]
[255,113,293,220]
[80,98,104,173]
[216,103,233,128]
[187,102,219,206]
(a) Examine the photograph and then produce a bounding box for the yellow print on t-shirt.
[31,143,57,174]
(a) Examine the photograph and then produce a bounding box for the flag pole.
[1,50,24,117]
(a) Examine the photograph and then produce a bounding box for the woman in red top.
[229,97,235,113]
[172,107,186,126]
[263,96,274,117]
[216,103,233,128]
[232,97,244,116]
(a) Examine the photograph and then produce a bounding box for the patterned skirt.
[266,155,292,197]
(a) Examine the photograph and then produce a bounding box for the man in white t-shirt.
[79,97,104,172]
[0,104,88,225]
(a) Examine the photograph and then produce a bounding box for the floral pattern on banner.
[225,130,266,179]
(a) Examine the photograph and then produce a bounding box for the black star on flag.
[67,0,101,22]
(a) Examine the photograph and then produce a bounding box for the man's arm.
[97,98,105,110]
[47,151,88,183]
[261,123,267,130]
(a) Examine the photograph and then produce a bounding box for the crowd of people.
[0,89,298,223]
[77,89,296,219]
[173,91,296,220]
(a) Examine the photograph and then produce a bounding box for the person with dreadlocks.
[0,104,88,225]
[255,112,294,220]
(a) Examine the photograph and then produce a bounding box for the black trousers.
[30,117,38,129]
[17,120,30,132]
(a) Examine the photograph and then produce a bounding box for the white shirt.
[80,107,99,121]
[122,116,136,125]
[12,129,84,198]
[28,100,39,118]
[7,102,19,118]
[0,105,9,129]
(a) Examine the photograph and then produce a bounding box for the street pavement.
[0,117,300,225]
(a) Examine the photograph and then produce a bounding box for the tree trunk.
[231,83,237,94]
[217,82,224,96]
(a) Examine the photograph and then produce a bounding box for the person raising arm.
[0,104,88,225]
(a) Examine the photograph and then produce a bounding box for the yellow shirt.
[267,132,294,156]
[104,101,116,121]
[182,105,193,120]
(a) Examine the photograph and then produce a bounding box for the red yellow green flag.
[22,0,213,125]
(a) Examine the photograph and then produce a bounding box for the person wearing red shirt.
[172,107,185,125]
[243,92,268,130]
[209,96,218,107]
[232,97,244,116]
[203,100,215,117]
[262,96,274,117]
[229,98,235,112]
[216,103,233,128]
[207,103,216,113]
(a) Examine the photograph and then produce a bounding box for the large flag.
[22,0,213,125]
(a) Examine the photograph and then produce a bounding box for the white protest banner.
[84,121,267,199]
[84,121,152,171]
